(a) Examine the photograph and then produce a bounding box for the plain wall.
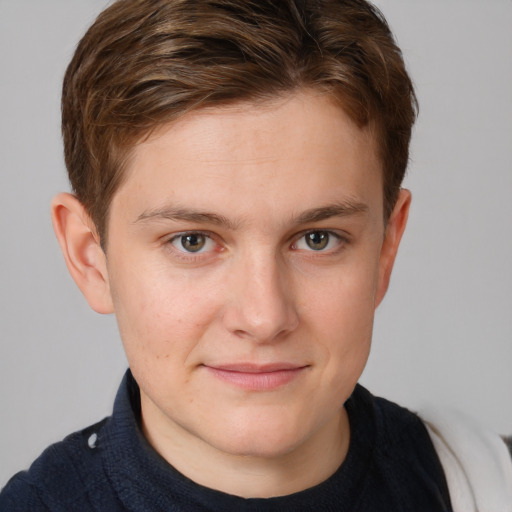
[1,0,511,487]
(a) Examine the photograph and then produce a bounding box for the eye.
[169,232,215,253]
[294,231,342,252]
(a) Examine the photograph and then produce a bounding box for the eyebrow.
[294,201,369,224]
[134,199,368,229]
[135,206,240,230]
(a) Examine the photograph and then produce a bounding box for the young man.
[1,1,510,510]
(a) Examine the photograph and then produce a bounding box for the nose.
[222,252,299,343]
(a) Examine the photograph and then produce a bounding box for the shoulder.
[373,393,449,476]
[351,384,440,455]
[372,393,431,446]
[348,385,453,509]
[0,418,111,512]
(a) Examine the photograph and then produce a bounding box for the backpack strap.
[503,436,512,459]
[420,408,512,512]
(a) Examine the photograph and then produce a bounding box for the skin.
[52,91,410,498]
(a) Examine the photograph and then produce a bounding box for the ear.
[51,193,114,314]
[375,189,411,308]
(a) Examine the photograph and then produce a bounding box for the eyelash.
[291,230,346,253]
[167,231,219,258]
[165,229,348,260]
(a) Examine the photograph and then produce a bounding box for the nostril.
[221,261,299,342]
[223,302,299,343]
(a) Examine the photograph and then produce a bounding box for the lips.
[203,363,308,391]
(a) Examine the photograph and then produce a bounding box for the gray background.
[1,0,511,488]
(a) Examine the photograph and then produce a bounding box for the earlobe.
[51,193,114,314]
[375,189,411,308]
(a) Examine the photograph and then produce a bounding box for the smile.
[202,363,309,391]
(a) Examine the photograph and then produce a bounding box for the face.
[103,92,405,463]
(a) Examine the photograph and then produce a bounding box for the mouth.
[202,363,309,391]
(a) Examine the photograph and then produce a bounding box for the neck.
[141,396,350,498]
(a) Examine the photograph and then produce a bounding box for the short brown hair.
[62,0,417,245]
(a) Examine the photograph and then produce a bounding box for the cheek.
[302,257,379,330]
[299,258,379,380]
[109,260,222,363]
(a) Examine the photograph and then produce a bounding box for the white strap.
[420,408,512,512]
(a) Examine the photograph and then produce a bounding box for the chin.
[216,436,302,459]
[204,414,311,459]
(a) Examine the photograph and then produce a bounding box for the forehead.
[113,91,383,224]
[141,92,378,162]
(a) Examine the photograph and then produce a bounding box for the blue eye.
[170,233,215,253]
[295,231,341,251]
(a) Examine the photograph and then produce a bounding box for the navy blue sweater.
[0,371,452,511]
